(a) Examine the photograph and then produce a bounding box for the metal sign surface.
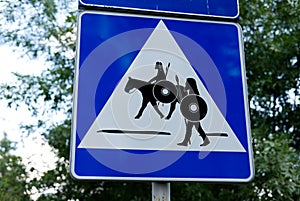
[70,11,254,182]
[79,0,239,19]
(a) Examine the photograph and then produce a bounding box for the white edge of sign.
[69,10,254,182]
[236,22,255,182]
[78,0,240,20]
[69,12,84,182]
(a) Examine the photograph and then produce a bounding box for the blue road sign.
[79,0,239,19]
[70,11,254,182]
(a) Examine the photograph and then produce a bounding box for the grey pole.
[152,182,170,201]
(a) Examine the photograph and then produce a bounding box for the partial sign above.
[70,11,254,182]
[79,0,239,19]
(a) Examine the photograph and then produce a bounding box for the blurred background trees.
[0,134,30,200]
[0,0,299,200]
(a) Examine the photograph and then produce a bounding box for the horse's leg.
[165,101,177,120]
[153,105,164,119]
[135,99,148,119]
[150,100,164,119]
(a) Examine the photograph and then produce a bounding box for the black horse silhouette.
[124,77,187,119]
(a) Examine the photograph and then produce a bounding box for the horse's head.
[124,76,148,94]
[124,77,134,93]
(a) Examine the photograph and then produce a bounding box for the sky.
[0,1,74,198]
[0,45,57,176]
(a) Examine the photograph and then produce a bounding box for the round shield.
[153,80,177,103]
[180,95,207,122]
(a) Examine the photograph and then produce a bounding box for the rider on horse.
[148,61,170,84]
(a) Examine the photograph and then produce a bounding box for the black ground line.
[97,130,228,137]
[97,129,171,135]
[206,133,228,137]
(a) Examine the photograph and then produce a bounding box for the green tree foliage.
[172,135,300,201]
[0,0,75,117]
[0,134,30,201]
[240,0,300,148]
[0,0,299,200]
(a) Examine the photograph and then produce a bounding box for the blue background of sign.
[79,0,239,19]
[72,12,253,181]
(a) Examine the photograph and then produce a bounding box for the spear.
[175,75,188,126]
[165,62,170,77]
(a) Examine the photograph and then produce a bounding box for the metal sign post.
[152,182,170,201]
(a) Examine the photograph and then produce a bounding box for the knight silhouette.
[148,61,168,84]
[177,78,210,147]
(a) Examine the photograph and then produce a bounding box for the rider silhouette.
[148,61,167,84]
[177,78,210,147]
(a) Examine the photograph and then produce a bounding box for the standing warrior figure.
[177,78,210,147]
